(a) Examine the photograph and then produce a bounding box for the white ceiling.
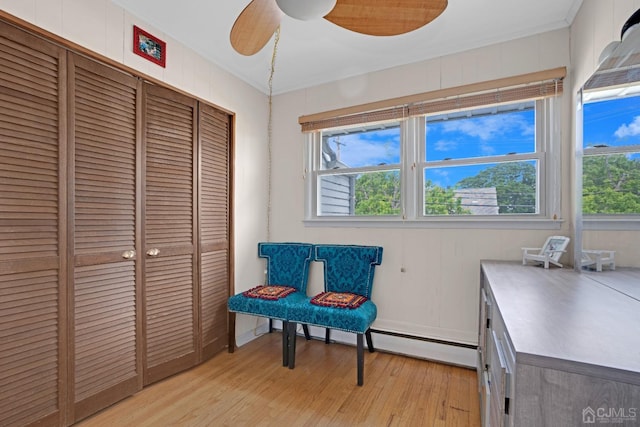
[111,0,583,95]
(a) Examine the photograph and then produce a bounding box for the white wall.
[0,0,270,335]
[271,29,573,351]
[571,0,640,267]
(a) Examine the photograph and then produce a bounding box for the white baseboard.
[235,321,270,347]
[245,320,477,368]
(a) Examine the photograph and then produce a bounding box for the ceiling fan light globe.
[275,0,337,21]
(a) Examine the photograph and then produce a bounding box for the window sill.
[583,218,640,231]
[304,217,564,230]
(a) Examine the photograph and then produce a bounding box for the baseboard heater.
[278,323,477,351]
[369,328,477,350]
[267,321,478,367]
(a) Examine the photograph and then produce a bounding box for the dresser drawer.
[488,330,511,427]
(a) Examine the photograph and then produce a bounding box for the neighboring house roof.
[454,188,499,215]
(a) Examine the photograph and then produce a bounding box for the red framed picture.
[133,25,166,67]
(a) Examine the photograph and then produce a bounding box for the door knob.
[121,250,136,259]
[146,248,160,256]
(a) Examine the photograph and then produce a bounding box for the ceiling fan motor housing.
[275,0,338,20]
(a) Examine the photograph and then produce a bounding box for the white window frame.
[581,87,640,231]
[303,97,563,230]
[313,121,404,218]
[417,101,545,218]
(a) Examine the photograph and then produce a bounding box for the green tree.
[457,162,536,213]
[583,154,640,214]
[354,171,401,215]
[354,173,470,215]
[425,181,469,214]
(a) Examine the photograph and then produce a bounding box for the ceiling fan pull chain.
[266,25,280,243]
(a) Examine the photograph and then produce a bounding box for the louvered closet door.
[143,83,198,385]
[0,23,66,427]
[199,104,231,360]
[68,53,141,422]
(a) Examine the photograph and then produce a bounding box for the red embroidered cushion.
[242,285,296,300]
[310,292,368,309]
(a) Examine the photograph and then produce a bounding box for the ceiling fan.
[230,0,448,56]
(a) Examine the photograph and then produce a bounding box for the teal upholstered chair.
[228,242,314,366]
[286,244,383,385]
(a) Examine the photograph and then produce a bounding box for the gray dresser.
[478,261,640,426]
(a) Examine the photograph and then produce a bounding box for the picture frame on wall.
[133,25,166,67]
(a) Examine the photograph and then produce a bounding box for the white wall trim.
[583,218,640,231]
[303,218,564,230]
[235,321,270,347]
[239,320,478,369]
[374,319,478,345]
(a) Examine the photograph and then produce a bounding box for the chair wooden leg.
[365,329,375,353]
[302,324,311,340]
[325,328,331,344]
[357,333,364,386]
[228,311,236,353]
[282,321,289,367]
[288,322,297,369]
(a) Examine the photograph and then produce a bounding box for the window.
[302,69,564,225]
[318,123,401,216]
[582,88,640,215]
[422,102,541,215]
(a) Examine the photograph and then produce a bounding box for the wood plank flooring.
[77,332,480,426]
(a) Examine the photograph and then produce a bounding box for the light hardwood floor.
[77,332,480,426]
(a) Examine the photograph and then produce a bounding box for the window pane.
[426,102,535,161]
[583,153,640,214]
[424,161,537,215]
[321,124,400,170]
[583,94,640,149]
[319,170,400,216]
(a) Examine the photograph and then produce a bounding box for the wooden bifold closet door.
[142,83,199,385]
[0,17,231,426]
[0,23,67,427]
[68,53,142,423]
[199,104,231,360]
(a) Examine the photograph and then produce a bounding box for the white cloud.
[615,115,640,138]
[426,169,452,187]
[330,130,400,167]
[441,114,534,140]
[480,143,496,155]
[432,169,450,178]
[434,140,458,152]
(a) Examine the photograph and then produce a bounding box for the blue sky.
[427,110,535,162]
[584,95,640,148]
[330,127,401,167]
[425,109,534,187]
[325,108,536,188]
[324,95,640,188]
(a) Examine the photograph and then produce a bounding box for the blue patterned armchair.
[286,244,383,385]
[228,242,314,366]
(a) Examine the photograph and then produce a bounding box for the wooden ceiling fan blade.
[230,0,283,56]
[324,0,447,36]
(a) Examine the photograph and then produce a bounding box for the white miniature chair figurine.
[581,249,615,272]
[522,236,570,269]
